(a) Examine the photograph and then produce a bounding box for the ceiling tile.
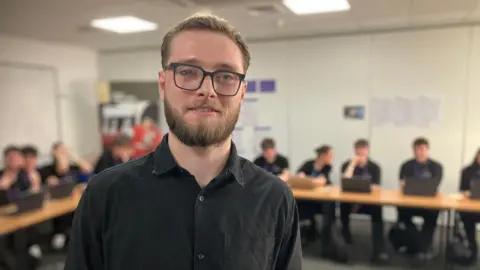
[411,0,477,14]
[349,0,411,20]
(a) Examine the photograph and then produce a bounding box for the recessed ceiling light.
[283,0,350,15]
[90,16,157,34]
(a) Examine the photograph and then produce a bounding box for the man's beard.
[164,98,239,147]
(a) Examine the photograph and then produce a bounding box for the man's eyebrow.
[174,58,240,72]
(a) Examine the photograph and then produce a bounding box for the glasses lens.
[213,72,241,96]
[174,65,203,90]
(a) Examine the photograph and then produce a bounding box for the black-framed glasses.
[166,62,246,96]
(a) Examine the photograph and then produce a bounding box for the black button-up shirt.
[65,135,302,270]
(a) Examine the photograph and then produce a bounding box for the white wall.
[99,26,480,220]
[0,35,101,159]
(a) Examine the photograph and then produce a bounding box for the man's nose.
[196,75,217,98]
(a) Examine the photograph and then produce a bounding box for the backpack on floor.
[388,222,420,255]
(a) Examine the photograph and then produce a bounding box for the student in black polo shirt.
[340,139,388,264]
[296,145,335,246]
[398,137,443,263]
[458,148,480,265]
[253,138,289,180]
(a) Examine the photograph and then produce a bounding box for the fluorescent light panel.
[283,0,350,15]
[91,16,157,34]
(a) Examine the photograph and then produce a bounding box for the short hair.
[3,145,20,157]
[260,138,275,150]
[161,13,250,73]
[413,137,429,148]
[112,135,131,148]
[354,139,369,149]
[315,145,332,157]
[21,145,38,157]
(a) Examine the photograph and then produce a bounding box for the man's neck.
[314,161,324,170]
[415,157,428,164]
[264,154,276,164]
[168,132,231,188]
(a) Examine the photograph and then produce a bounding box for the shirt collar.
[152,134,244,186]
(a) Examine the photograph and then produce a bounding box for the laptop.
[4,191,45,216]
[470,178,480,200]
[49,181,75,200]
[341,176,372,193]
[0,190,10,206]
[288,176,316,190]
[403,177,439,197]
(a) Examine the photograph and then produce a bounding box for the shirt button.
[197,253,205,260]
[198,195,205,202]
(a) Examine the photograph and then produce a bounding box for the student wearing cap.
[253,138,289,181]
[340,139,388,264]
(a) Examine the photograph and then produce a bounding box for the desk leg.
[444,209,454,270]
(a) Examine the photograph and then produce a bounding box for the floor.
[37,219,478,270]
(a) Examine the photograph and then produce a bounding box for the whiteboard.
[0,64,59,158]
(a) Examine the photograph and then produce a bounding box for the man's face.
[318,149,333,165]
[355,146,369,161]
[54,144,68,158]
[24,154,38,170]
[5,151,24,170]
[159,30,246,147]
[414,144,429,161]
[263,148,277,161]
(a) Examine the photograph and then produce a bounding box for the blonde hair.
[161,13,250,73]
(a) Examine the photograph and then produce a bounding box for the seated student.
[94,135,133,174]
[340,139,388,263]
[21,145,43,193]
[40,142,93,251]
[295,145,335,246]
[1,146,43,261]
[397,137,443,263]
[458,148,480,265]
[253,138,289,181]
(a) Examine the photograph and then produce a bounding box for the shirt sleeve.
[460,168,470,192]
[253,156,262,167]
[281,157,290,171]
[432,162,443,182]
[64,184,104,270]
[275,197,302,270]
[371,163,381,185]
[296,161,310,174]
[399,161,408,180]
[340,162,348,173]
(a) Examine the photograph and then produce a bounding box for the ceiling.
[1,0,480,51]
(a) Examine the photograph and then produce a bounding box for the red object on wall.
[131,125,162,158]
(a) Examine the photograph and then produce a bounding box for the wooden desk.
[0,185,85,235]
[451,197,480,213]
[292,186,457,210]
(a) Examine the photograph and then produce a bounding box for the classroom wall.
[99,25,480,220]
[0,35,101,160]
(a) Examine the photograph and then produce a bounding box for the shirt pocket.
[224,234,275,270]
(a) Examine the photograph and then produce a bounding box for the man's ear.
[239,81,246,101]
[158,71,166,100]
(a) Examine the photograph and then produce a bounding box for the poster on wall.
[343,105,365,120]
[97,82,163,158]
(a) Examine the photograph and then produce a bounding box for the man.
[398,137,443,263]
[0,146,29,194]
[457,148,480,266]
[253,138,289,180]
[295,145,335,247]
[21,145,43,192]
[41,142,93,251]
[340,139,388,264]
[65,14,301,270]
[94,135,133,174]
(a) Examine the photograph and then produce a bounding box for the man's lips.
[188,106,220,113]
